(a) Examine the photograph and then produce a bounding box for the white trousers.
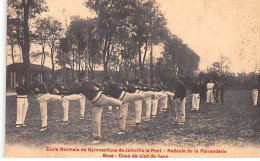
[37,94,61,127]
[252,89,258,106]
[151,98,159,116]
[16,96,29,125]
[158,92,168,113]
[192,94,200,110]
[118,92,145,130]
[61,94,86,121]
[175,98,186,124]
[207,89,214,103]
[145,97,152,119]
[132,92,146,124]
[119,102,129,131]
[92,93,122,138]
[134,99,142,124]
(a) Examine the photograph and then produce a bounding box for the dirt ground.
[5,90,260,147]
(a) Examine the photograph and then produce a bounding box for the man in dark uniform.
[213,80,220,104]
[15,76,29,128]
[62,74,122,144]
[219,80,225,104]
[199,80,207,103]
[47,76,69,119]
[27,75,62,132]
[173,77,186,125]
[103,76,144,134]
[61,73,90,126]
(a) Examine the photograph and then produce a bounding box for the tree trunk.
[72,51,75,79]
[125,64,129,79]
[91,61,94,80]
[22,0,31,85]
[138,43,143,79]
[143,41,148,64]
[78,51,81,75]
[102,35,109,78]
[50,44,55,75]
[150,44,154,83]
[70,64,74,80]
[11,43,15,64]
[41,45,46,72]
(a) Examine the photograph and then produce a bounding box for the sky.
[7,0,260,73]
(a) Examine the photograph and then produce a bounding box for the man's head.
[79,72,89,82]
[177,77,183,85]
[122,79,129,85]
[143,80,150,85]
[33,75,41,84]
[54,76,61,83]
[105,76,113,84]
[136,78,142,85]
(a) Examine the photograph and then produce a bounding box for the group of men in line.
[15,73,184,144]
[14,73,259,144]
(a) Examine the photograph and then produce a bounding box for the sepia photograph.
[4,0,260,158]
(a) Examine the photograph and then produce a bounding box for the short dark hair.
[79,72,88,79]
[122,79,128,83]
[136,78,142,83]
[105,76,113,81]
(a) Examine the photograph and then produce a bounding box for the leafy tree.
[131,0,169,80]
[7,0,48,84]
[209,54,231,75]
[85,0,137,78]
[47,18,62,74]
[155,35,200,84]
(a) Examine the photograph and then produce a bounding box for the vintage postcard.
[5,0,260,158]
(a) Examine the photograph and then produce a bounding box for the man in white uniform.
[252,80,259,106]
[206,80,215,103]
[191,81,201,111]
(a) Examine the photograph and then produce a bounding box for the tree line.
[7,0,200,85]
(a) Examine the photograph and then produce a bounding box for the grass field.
[5,90,260,147]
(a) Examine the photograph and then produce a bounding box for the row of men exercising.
[15,73,175,144]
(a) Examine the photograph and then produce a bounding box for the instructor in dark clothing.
[173,78,186,125]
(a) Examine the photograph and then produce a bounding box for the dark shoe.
[136,123,141,127]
